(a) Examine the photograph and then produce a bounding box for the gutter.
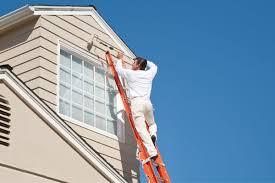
[0,5,34,32]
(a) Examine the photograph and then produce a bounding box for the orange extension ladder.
[105,51,171,183]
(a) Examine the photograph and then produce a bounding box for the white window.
[58,49,118,135]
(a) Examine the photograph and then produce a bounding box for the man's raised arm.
[147,61,158,78]
[115,53,131,79]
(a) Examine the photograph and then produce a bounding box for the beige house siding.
[0,165,63,183]
[0,12,139,182]
[0,82,109,183]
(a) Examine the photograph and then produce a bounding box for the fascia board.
[0,5,34,31]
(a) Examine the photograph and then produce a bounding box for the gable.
[0,5,139,182]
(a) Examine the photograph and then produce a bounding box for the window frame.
[56,41,125,142]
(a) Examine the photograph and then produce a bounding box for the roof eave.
[31,5,96,12]
[0,5,34,32]
[0,5,136,58]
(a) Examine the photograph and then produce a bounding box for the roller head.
[87,41,93,51]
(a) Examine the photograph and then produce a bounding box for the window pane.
[95,84,104,99]
[84,80,93,94]
[72,90,82,105]
[84,62,93,80]
[60,84,71,100]
[95,100,105,115]
[59,50,119,136]
[72,74,82,90]
[59,99,70,116]
[106,74,116,89]
[96,115,106,131]
[107,120,117,135]
[72,56,82,73]
[84,95,93,109]
[60,50,71,68]
[84,111,94,126]
[60,68,71,84]
[106,105,116,120]
[72,105,83,121]
[106,88,116,105]
[95,68,105,84]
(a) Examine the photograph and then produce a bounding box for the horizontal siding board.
[66,121,136,149]
[45,15,91,41]
[25,77,57,96]
[58,15,116,46]
[39,37,58,56]
[39,46,58,64]
[42,99,57,112]
[73,15,104,32]
[65,121,138,178]
[66,121,121,148]
[82,137,137,163]
[40,17,88,49]
[39,26,107,67]
[100,154,139,176]
[40,16,120,64]
[16,66,56,85]
[13,56,58,75]
[12,57,41,74]
[33,88,56,107]
[16,66,40,82]
[62,15,107,36]
[1,50,40,68]
[0,37,41,63]
[39,56,57,75]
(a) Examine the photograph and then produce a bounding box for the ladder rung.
[152,161,165,167]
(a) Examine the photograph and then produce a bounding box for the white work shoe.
[142,153,158,165]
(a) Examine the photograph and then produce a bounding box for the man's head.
[132,57,147,70]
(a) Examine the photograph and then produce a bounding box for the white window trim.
[56,40,125,142]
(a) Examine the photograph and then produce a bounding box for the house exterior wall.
[0,13,139,182]
[0,82,109,183]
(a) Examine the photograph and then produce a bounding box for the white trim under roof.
[0,66,127,183]
[0,5,34,31]
[0,5,136,59]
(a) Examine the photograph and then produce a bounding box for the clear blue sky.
[1,1,275,182]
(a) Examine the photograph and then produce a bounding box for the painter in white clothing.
[116,52,158,159]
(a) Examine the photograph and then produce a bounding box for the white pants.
[130,97,157,157]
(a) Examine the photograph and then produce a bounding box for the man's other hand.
[117,52,124,60]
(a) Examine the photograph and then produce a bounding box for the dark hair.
[134,57,147,70]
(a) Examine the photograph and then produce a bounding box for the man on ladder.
[116,52,158,161]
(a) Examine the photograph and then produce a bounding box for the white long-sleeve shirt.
[115,59,158,100]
